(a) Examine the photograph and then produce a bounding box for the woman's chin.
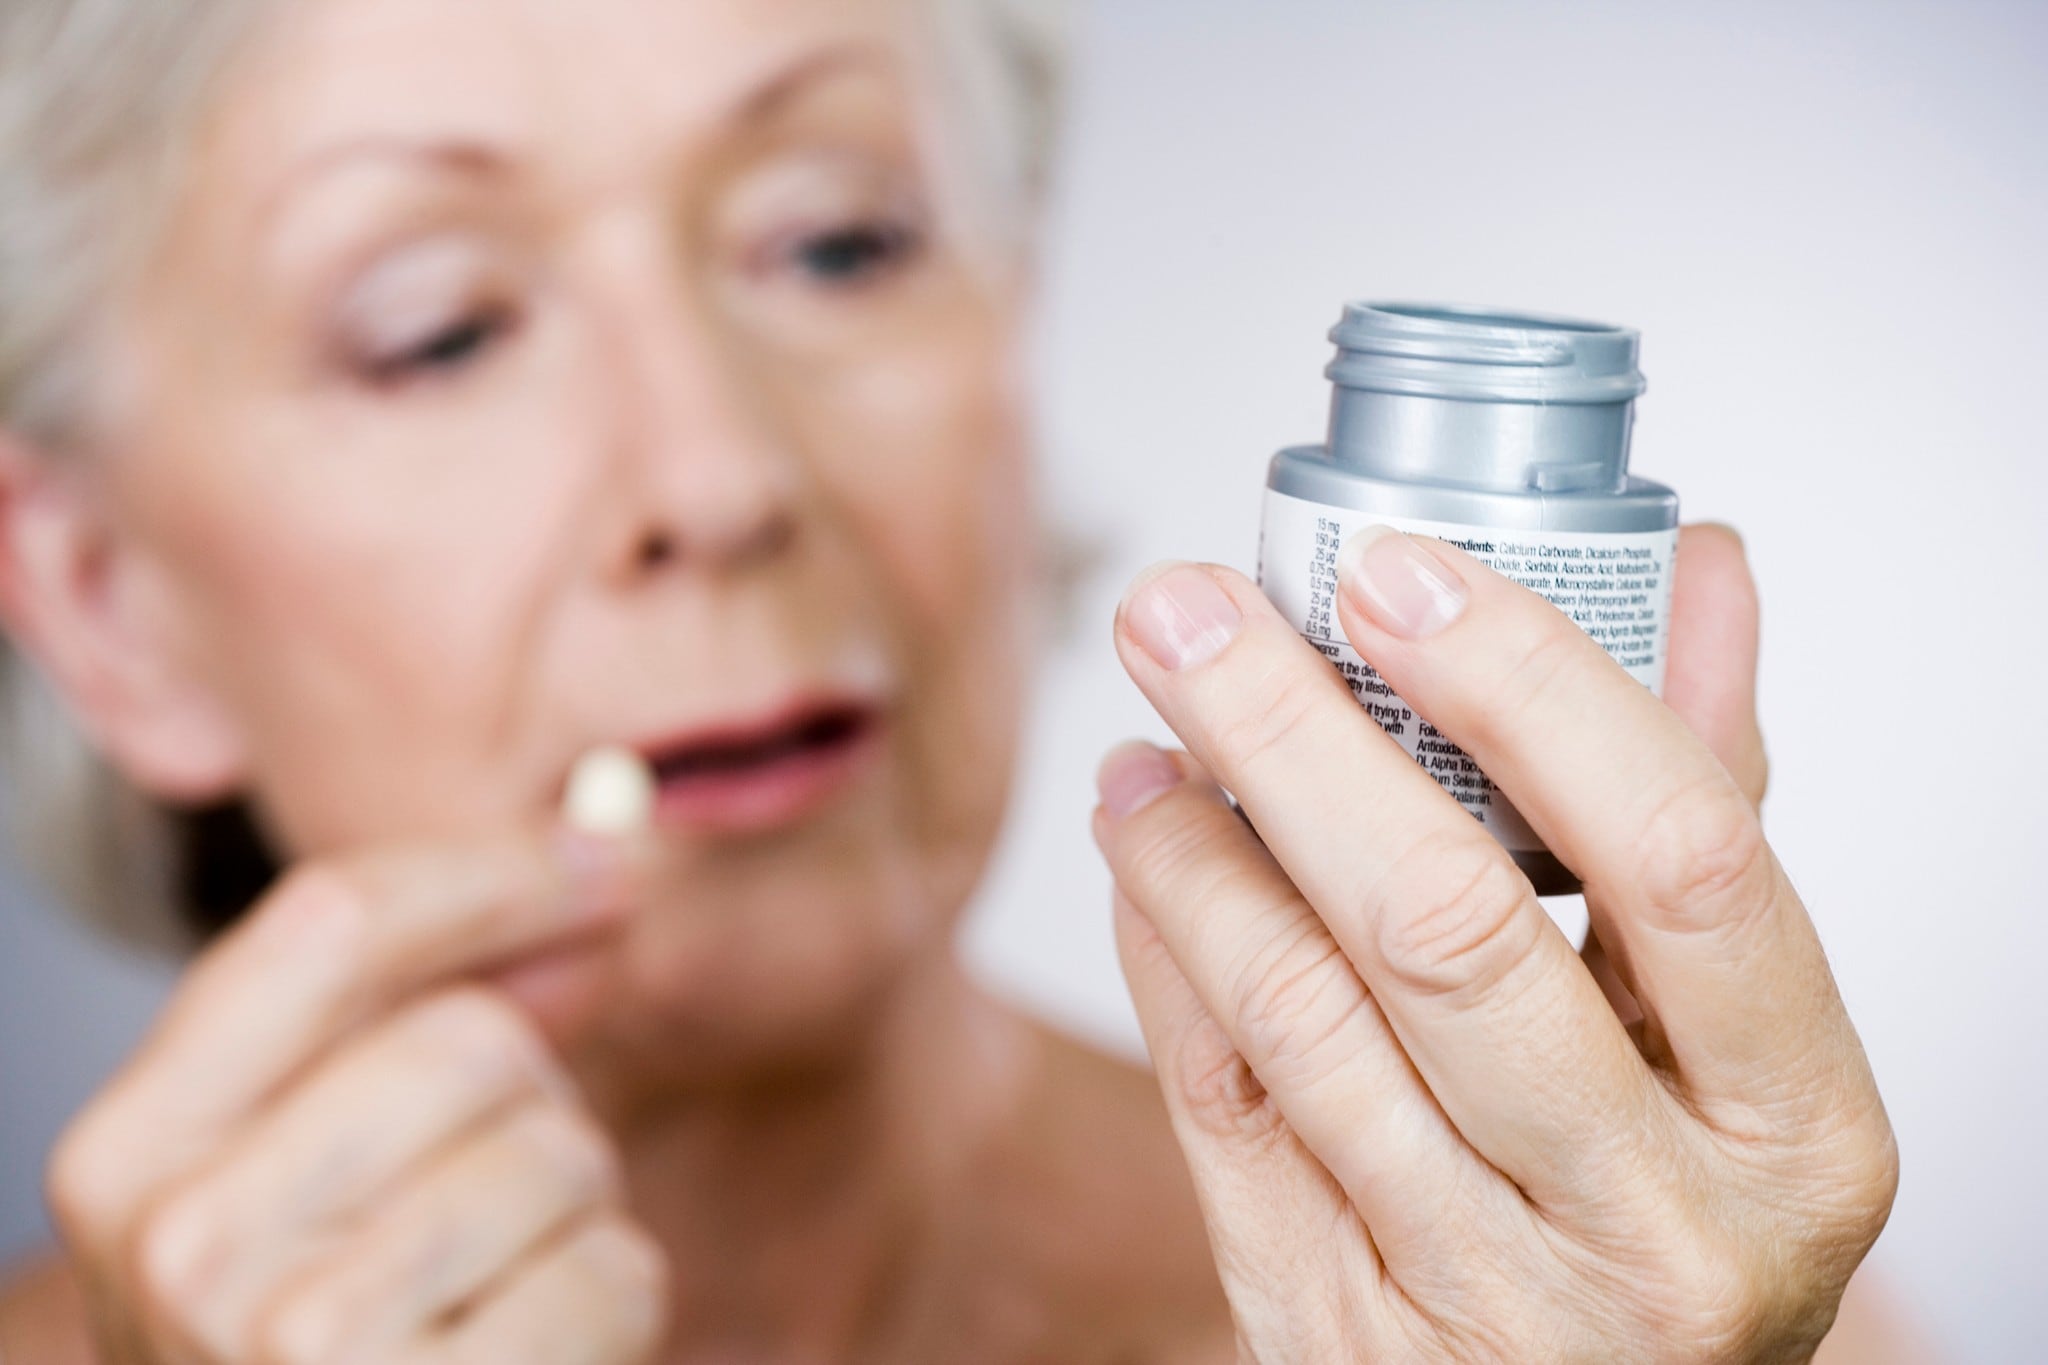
[489,938,626,1049]
[486,858,952,1081]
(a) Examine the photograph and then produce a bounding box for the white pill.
[562,745,656,836]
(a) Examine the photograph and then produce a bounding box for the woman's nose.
[613,458,796,581]
[599,301,802,586]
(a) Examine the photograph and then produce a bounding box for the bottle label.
[1256,490,1679,853]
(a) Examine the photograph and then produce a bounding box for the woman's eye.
[363,306,516,386]
[789,219,923,286]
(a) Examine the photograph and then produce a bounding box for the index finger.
[55,826,645,1239]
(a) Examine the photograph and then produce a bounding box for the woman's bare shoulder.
[1001,1019,1234,1358]
[0,1252,97,1365]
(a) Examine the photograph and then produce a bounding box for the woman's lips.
[634,699,883,837]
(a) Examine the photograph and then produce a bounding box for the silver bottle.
[1258,302,1680,895]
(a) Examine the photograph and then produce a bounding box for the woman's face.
[92,0,1036,1069]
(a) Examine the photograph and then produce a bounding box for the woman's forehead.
[207,0,920,202]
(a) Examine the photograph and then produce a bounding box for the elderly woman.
[0,0,1901,1361]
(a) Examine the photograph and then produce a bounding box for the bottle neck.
[1327,387,1635,495]
[1320,301,1647,496]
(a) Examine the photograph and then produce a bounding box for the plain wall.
[4,3,2044,1360]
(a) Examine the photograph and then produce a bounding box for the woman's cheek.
[124,397,564,852]
[803,318,1030,807]
[816,314,1030,626]
[912,360,1033,839]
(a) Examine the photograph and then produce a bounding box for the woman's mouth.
[634,698,883,837]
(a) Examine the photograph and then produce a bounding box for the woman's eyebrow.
[732,40,896,126]
[255,138,509,232]
[252,38,895,232]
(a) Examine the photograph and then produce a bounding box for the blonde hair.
[0,0,1072,953]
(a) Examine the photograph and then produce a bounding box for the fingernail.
[1122,563,1242,670]
[1338,526,1469,639]
[1096,740,1183,819]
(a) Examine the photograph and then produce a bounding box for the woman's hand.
[1094,525,1896,1362]
[44,833,669,1365]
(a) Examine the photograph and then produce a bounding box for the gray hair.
[0,0,1072,953]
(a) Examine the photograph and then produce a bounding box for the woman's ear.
[0,432,248,805]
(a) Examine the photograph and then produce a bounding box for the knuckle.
[1470,618,1587,748]
[173,864,370,1020]
[1222,919,1365,1094]
[1732,718,1772,811]
[132,1187,221,1320]
[228,865,374,994]
[263,865,370,949]
[255,1283,350,1365]
[1118,794,1246,914]
[605,1222,669,1291]
[1666,1250,1767,1359]
[1631,1215,1843,1361]
[1599,1224,1767,1361]
[1861,1127,1903,1222]
[1118,792,1215,889]
[45,1113,124,1244]
[1630,778,1777,937]
[1373,832,1540,1002]
[1109,889,1166,967]
[517,1106,622,1201]
[1169,1019,1289,1148]
[1204,657,1333,785]
[576,1218,670,1310]
[1821,1119,1901,1253]
[419,987,553,1083]
[599,1226,672,1355]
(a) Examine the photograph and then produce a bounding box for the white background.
[4,3,2044,1359]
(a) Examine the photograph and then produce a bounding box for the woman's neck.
[572,950,1043,1361]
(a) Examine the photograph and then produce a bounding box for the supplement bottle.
[1257,302,1679,895]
